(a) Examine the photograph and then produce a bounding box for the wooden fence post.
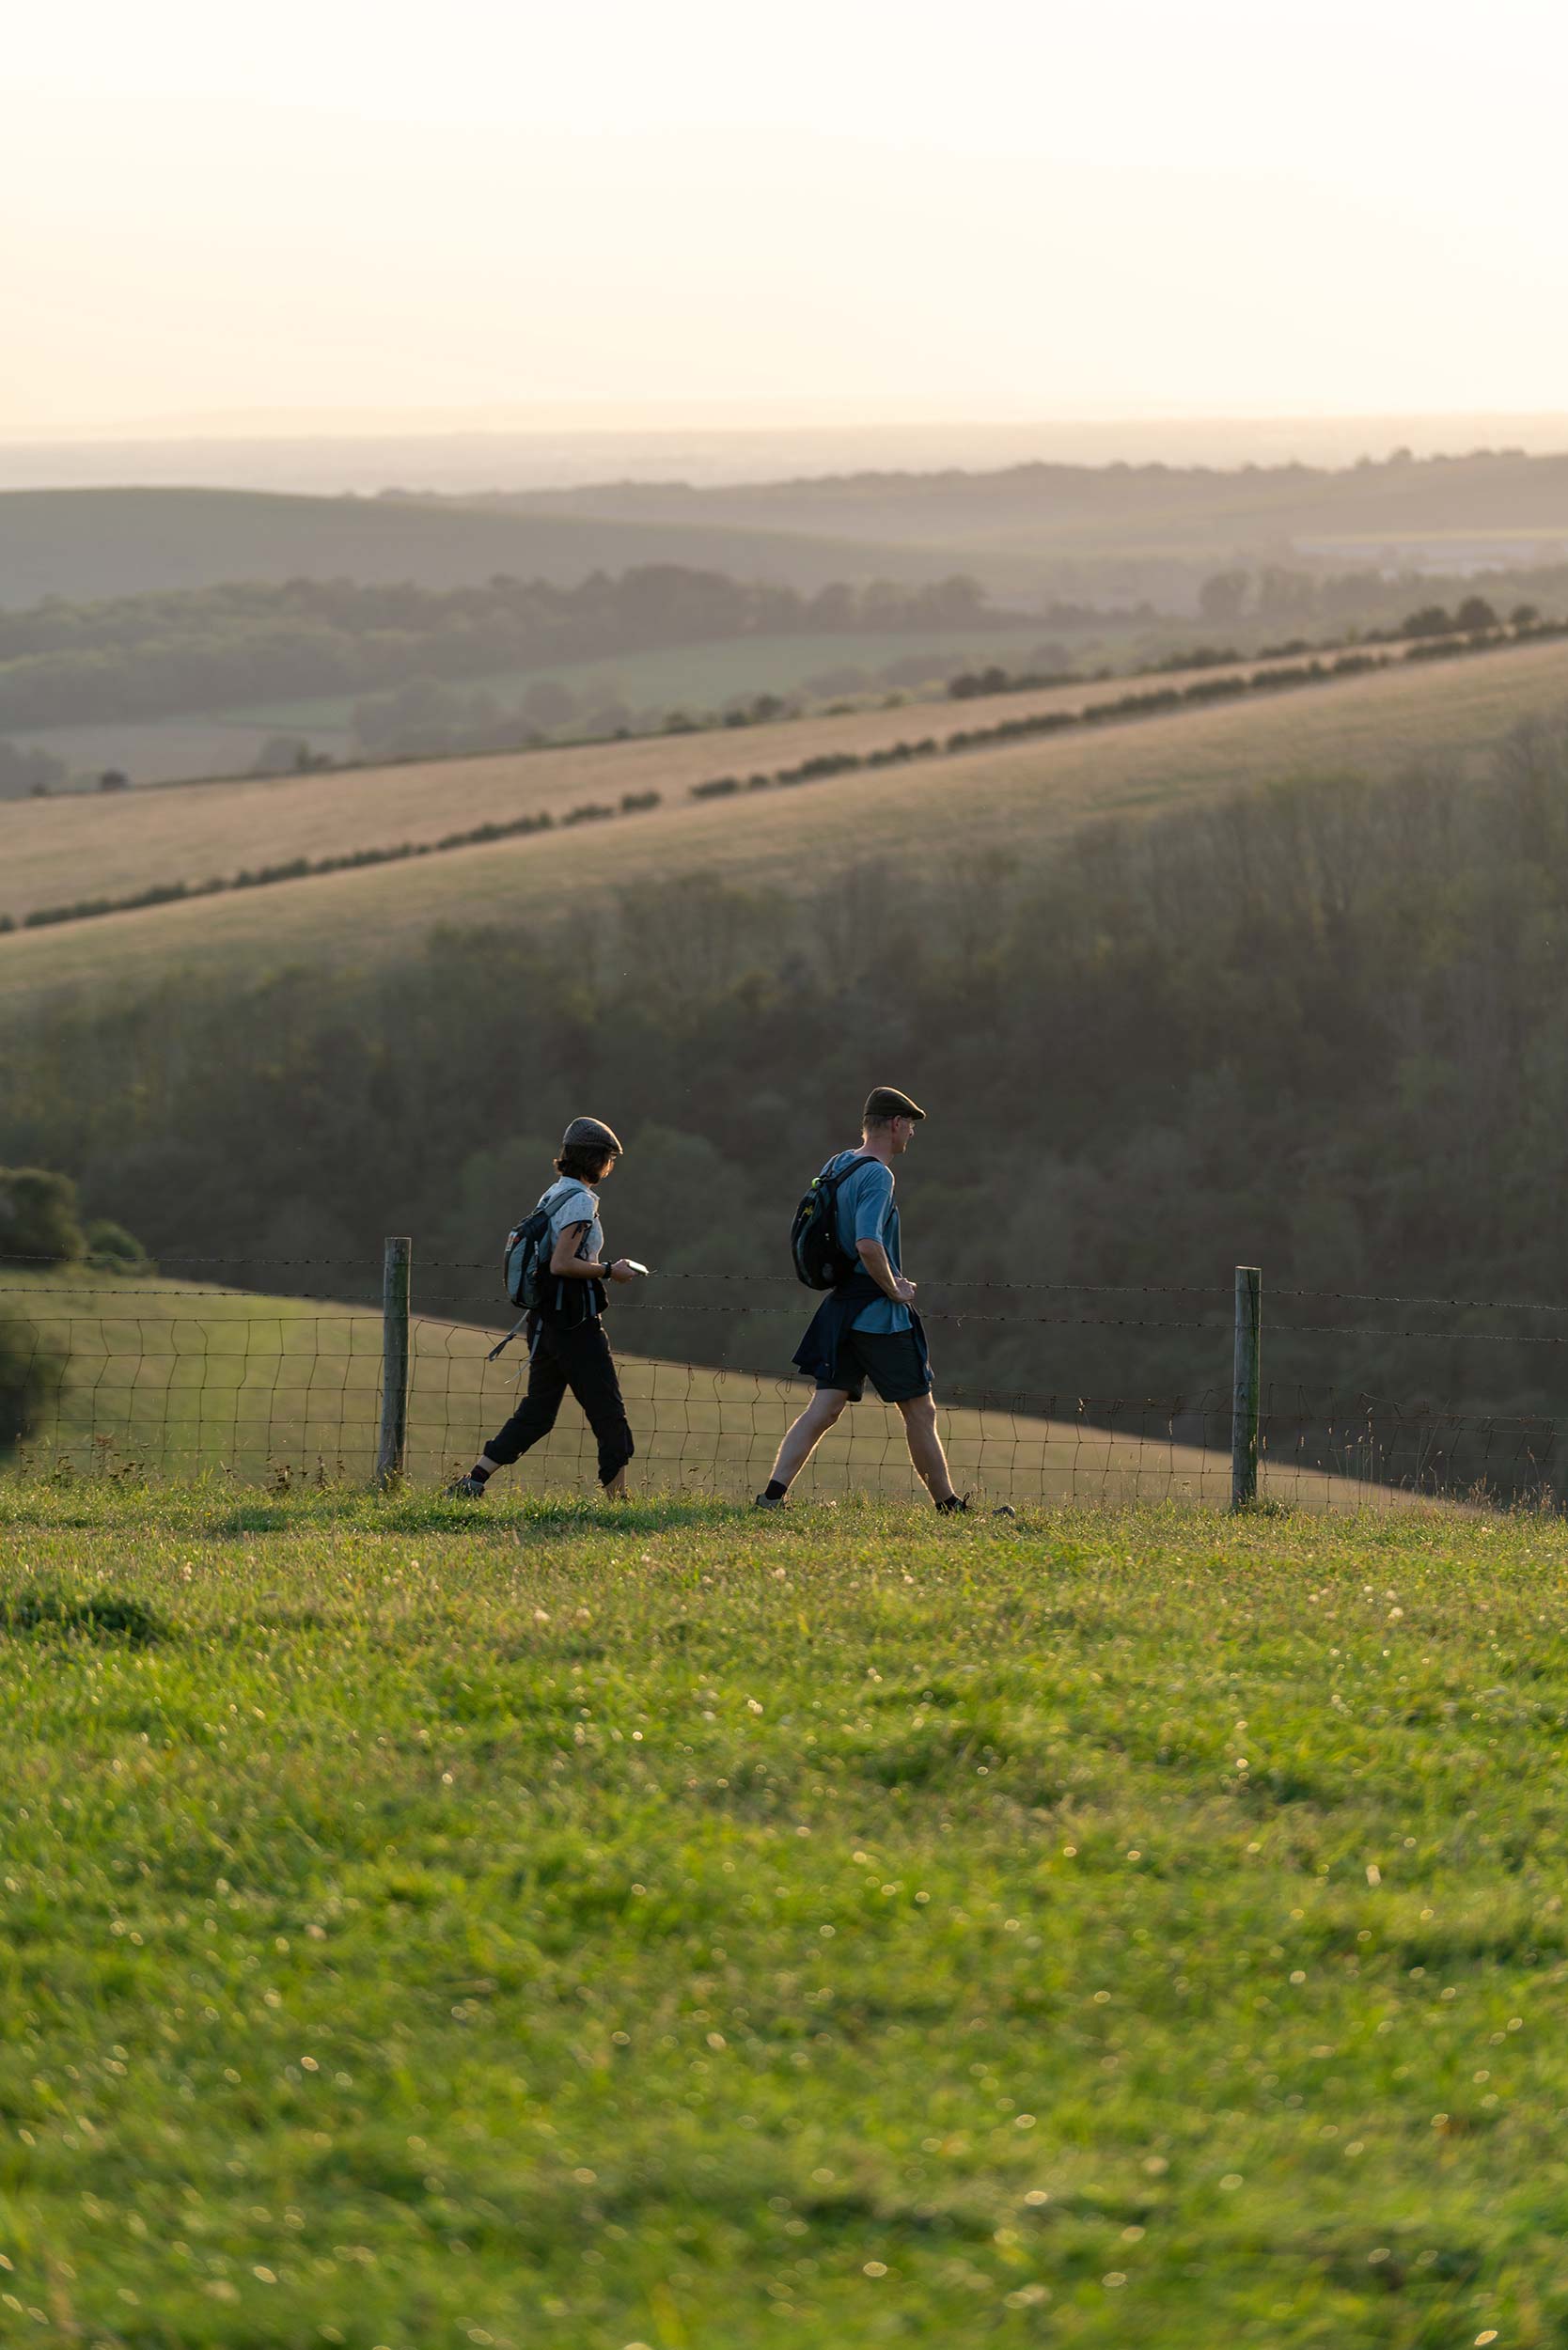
[376,1235,411,1490]
[1231,1264,1262,1510]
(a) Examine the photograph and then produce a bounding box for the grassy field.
[10,624,1069,792]
[0,1481,1563,2345]
[8,1271,1370,1508]
[2,646,1278,922]
[3,634,1565,1010]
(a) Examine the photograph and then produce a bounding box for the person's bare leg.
[766,1390,850,1491]
[898,1391,957,1503]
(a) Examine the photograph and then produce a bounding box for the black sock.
[469,1463,493,1484]
[764,1479,789,1501]
[934,1493,967,1514]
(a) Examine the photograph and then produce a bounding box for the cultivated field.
[8,1270,1373,1508]
[3,634,1565,1010]
[2,645,1318,921]
[0,1481,1561,2344]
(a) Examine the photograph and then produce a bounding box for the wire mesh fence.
[6,1272,1563,1508]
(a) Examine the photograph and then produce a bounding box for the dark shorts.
[817,1326,933,1405]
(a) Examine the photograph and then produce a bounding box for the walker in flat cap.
[760,1087,966,1513]
[447,1115,645,1501]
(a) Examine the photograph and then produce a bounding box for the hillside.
[1,649,1341,920]
[3,632,1564,1009]
[14,451,1568,621]
[9,655,1568,1455]
[0,487,949,608]
[2,1268,1297,1503]
[493,446,1568,562]
[6,619,1058,793]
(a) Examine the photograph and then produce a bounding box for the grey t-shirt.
[537,1177,604,1319]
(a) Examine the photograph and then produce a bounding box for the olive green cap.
[561,1115,623,1155]
[863,1086,926,1124]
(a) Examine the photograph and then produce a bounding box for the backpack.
[502,1202,555,1312]
[791,1154,876,1290]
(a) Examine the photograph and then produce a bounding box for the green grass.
[0,1482,1563,2343]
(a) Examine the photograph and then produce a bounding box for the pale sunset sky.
[6,0,1564,436]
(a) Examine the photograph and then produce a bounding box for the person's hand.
[892,1275,917,1304]
[607,1258,641,1283]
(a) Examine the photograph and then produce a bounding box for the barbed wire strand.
[8,1283,1568,1347]
[8,1251,1568,1321]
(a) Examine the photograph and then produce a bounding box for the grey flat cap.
[562,1115,623,1155]
[863,1086,926,1123]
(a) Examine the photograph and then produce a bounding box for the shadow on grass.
[0,1589,170,1645]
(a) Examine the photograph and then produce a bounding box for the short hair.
[555,1143,615,1183]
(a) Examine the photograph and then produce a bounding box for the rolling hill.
[1,649,1346,921]
[15,449,1568,621]
[0,487,956,608]
[487,447,1568,564]
[2,631,1564,1013]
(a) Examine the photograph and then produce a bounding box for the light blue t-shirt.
[823,1150,912,1335]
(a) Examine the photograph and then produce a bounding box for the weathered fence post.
[1231,1264,1262,1509]
[376,1235,411,1490]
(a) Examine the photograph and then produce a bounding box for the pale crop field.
[2,650,1277,921]
[2,635,1564,1012]
[8,1272,1394,1510]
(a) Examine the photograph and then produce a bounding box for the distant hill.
[9,453,1568,617]
[478,448,1568,562]
[0,487,949,608]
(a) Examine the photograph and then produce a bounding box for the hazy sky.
[7,0,1565,437]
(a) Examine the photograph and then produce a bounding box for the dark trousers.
[483,1315,635,1487]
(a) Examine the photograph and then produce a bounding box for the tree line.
[0,568,996,733]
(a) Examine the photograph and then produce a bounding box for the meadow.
[12,622,1065,793]
[0,1480,1563,2345]
[3,647,1258,923]
[4,632,1565,1010]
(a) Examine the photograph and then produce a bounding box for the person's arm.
[852,1165,916,1302]
[855,1236,916,1304]
[549,1222,637,1283]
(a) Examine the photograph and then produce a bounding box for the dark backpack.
[791,1154,875,1290]
[502,1203,555,1312]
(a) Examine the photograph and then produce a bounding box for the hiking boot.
[444,1475,489,1499]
